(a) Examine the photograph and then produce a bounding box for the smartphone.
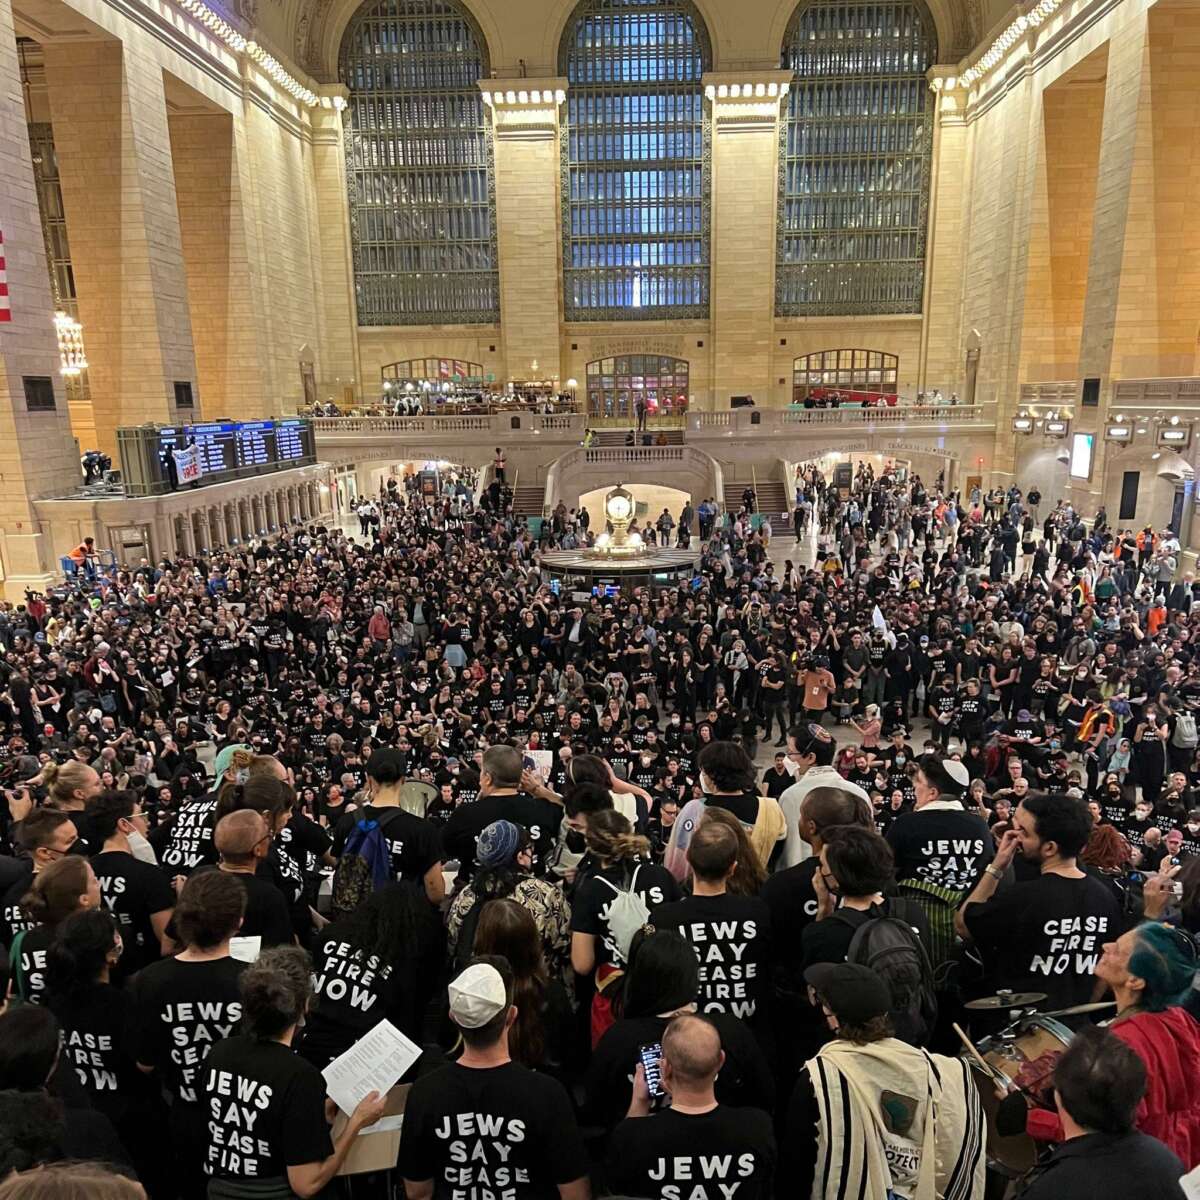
[639,1042,665,1097]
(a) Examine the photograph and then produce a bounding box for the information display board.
[147,418,317,493]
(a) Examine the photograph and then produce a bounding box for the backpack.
[331,808,403,917]
[1174,712,1199,750]
[834,898,938,1047]
[596,863,650,965]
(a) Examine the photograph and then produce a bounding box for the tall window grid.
[776,0,936,316]
[560,0,711,321]
[339,0,499,326]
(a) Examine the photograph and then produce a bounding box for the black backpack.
[832,898,938,1046]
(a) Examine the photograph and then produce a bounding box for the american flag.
[0,230,10,322]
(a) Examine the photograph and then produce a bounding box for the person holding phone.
[605,1013,776,1199]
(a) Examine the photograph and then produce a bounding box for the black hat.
[804,963,891,1026]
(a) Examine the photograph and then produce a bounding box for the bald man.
[193,811,293,948]
[606,1013,776,1199]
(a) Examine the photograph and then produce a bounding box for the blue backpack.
[331,809,401,916]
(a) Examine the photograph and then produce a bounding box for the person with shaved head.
[605,1013,776,1198]
[190,810,293,947]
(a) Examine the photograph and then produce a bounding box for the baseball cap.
[804,963,891,1026]
[448,963,509,1029]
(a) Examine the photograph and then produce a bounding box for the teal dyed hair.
[1128,921,1197,1012]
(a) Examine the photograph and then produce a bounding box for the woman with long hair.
[697,807,767,896]
[583,928,774,1132]
[300,881,442,1069]
[570,809,680,1045]
[9,856,101,1006]
[473,898,571,1074]
[46,909,151,1151]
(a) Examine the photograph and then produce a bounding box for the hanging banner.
[174,443,202,483]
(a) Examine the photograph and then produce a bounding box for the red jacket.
[1111,1006,1200,1169]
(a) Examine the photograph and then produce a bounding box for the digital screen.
[1070,433,1094,480]
[149,418,316,493]
[275,420,306,460]
[235,421,275,468]
[188,423,238,474]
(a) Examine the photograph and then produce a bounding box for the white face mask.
[127,828,158,866]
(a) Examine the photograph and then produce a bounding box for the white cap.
[943,759,970,790]
[448,963,508,1029]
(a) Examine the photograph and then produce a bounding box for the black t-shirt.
[571,861,680,969]
[441,791,560,878]
[761,767,792,800]
[651,893,772,1023]
[332,804,442,887]
[606,1104,776,1200]
[584,1011,775,1132]
[886,807,995,893]
[161,796,219,872]
[963,872,1124,1011]
[203,1035,333,1181]
[51,982,145,1124]
[301,903,443,1069]
[398,1061,588,1198]
[15,923,54,1005]
[190,867,294,948]
[761,858,820,996]
[131,955,247,1105]
[91,850,175,978]
[0,860,34,948]
[800,898,931,974]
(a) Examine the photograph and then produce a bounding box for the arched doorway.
[585,354,690,419]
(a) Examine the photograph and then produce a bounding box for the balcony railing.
[311,403,997,446]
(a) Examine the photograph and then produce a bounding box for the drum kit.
[956,989,1116,1179]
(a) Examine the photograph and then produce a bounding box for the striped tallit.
[806,1037,986,1200]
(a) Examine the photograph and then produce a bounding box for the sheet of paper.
[1180,1166,1200,1200]
[323,1019,421,1116]
[229,935,261,963]
[359,1113,404,1136]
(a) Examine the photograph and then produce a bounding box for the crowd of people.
[0,458,1197,1199]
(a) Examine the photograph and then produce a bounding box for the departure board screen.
[188,423,238,474]
[275,420,307,461]
[235,421,275,468]
[150,417,316,493]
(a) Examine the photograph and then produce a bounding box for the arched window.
[776,0,936,316]
[792,348,898,401]
[339,0,498,326]
[382,357,485,386]
[560,0,711,320]
[585,354,689,418]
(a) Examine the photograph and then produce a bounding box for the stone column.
[706,73,792,407]
[1074,12,1151,513]
[178,511,196,558]
[167,109,271,420]
[485,81,566,387]
[43,41,199,458]
[212,505,227,549]
[0,0,84,598]
[920,72,968,395]
[266,492,279,531]
[312,88,362,401]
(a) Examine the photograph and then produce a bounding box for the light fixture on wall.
[54,311,87,376]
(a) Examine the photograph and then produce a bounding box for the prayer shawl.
[806,1037,986,1200]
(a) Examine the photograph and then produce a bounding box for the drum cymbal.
[964,991,1048,1011]
[1040,1001,1117,1018]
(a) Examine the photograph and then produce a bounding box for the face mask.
[1136,809,1151,821]
[895,755,905,766]
[127,828,158,866]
